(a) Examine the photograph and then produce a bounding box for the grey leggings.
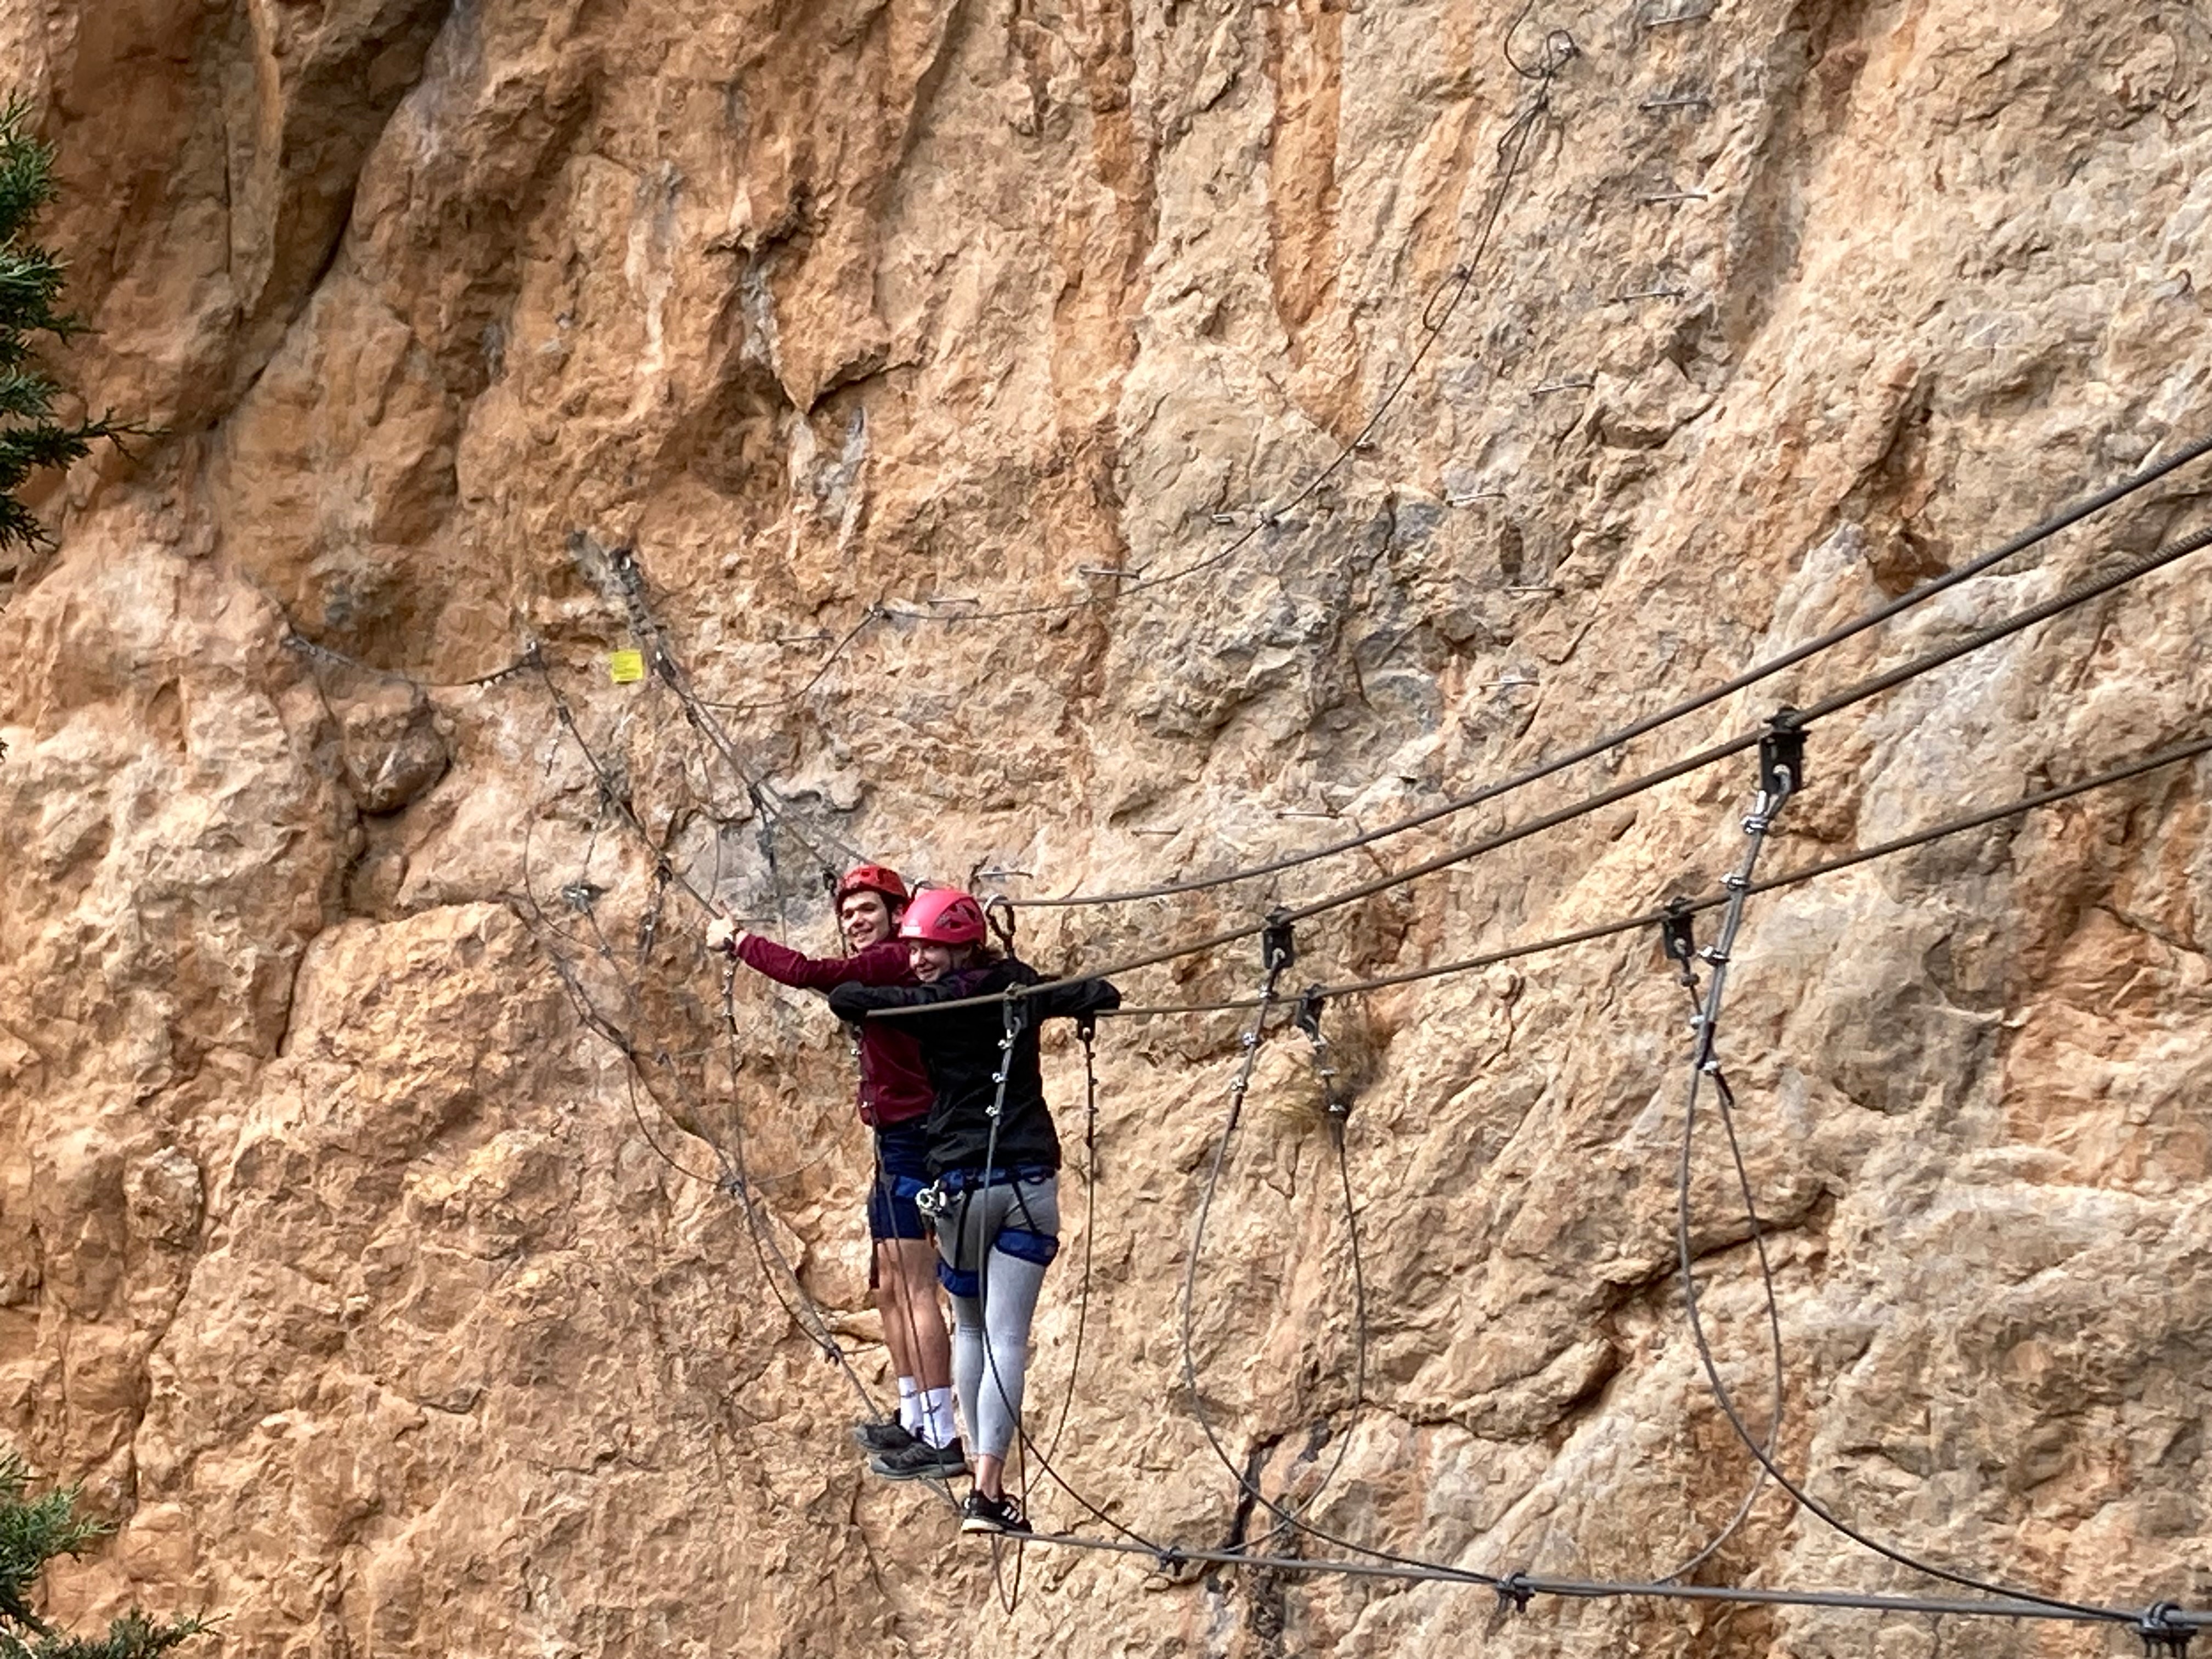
[934,1176,1059,1460]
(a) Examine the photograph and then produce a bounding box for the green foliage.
[0,94,128,555]
[0,1452,206,1659]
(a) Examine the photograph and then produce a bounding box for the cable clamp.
[1659,897,1697,968]
[1496,1571,1535,1616]
[1758,706,1808,800]
[1262,910,1297,973]
[2137,1602,2193,1659]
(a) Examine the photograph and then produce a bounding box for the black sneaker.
[960,1490,1030,1536]
[870,1436,968,1482]
[851,1418,917,1455]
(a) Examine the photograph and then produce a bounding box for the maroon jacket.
[734,935,933,1127]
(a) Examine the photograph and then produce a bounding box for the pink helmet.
[899,888,988,945]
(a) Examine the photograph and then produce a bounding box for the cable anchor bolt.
[1262,909,1297,974]
[1658,897,1698,981]
[1758,706,1808,802]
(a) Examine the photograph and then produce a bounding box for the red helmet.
[899,888,988,945]
[836,863,910,907]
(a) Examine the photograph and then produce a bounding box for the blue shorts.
[866,1120,932,1242]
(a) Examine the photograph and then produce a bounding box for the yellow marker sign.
[607,649,646,685]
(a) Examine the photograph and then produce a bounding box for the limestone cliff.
[3,1,2210,1655]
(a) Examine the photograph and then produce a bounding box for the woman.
[828,889,1120,1534]
[710,864,962,1477]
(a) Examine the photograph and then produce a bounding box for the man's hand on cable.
[706,917,749,956]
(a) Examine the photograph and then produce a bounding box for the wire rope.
[1099,730,2212,1017]
[870,520,2212,1018]
[1005,431,2212,909]
[676,3,1577,740]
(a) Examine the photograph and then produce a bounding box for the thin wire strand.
[1650,966,1780,1584]
[1000,1530,2183,1625]
[689,12,1576,731]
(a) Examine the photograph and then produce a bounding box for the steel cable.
[1006,431,2212,909]
[870,520,2212,1019]
[1099,730,2212,1017]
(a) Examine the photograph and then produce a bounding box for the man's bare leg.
[879,1237,951,1390]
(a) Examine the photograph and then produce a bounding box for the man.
[709,865,962,1477]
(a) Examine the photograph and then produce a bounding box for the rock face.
[3,1,2210,1655]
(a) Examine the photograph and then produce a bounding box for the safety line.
[868,520,2212,1018]
[998,1530,2199,1628]
[280,628,543,692]
[1177,997,1382,1559]
[516,805,904,1432]
[1005,430,2212,908]
[1655,1062,1779,1585]
[1059,731,2209,1604]
[690,606,884,717]
[1098,730,2212,1017]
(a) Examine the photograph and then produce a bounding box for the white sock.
[922,1386,959,1449]
[896,1377,922,1434]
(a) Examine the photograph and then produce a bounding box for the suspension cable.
[1097,730,2212,1017]
[873,522,2212,1019]
[1005,432,2212,909]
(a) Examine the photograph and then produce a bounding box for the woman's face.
[839,891,895,947]
[910,940,956,983]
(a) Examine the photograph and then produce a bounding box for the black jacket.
[828,957,1121,1176]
